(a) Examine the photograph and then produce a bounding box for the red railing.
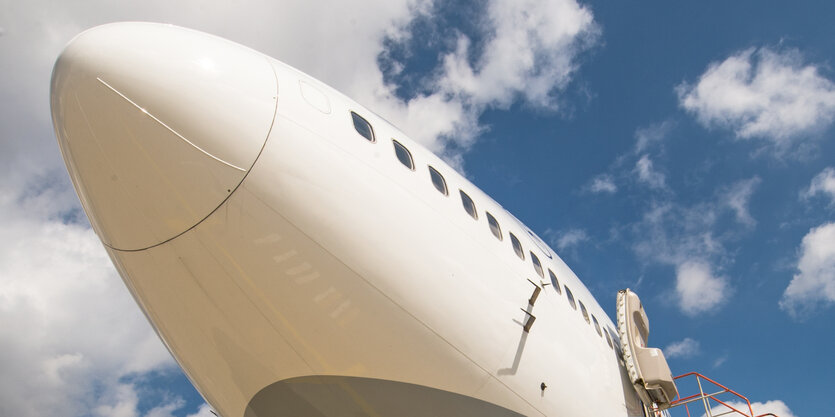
[651,372,777,417]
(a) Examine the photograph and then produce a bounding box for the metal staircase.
[648,372,778,417]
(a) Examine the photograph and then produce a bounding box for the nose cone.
[51,23,277,251]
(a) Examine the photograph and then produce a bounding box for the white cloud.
[635,120,674,153]
[664,337,700,359]
[634,154,666,189]
[721,177,761,226]
[707,400,797,417]
[675,260,730,316]
[185,404,216,417]
[550,228,590,251]
[803,166,835,205]
[0,181,175,417]
[780,222,835,317]
[372,0,600,157]
[677,47,835,152]
[588,174,617,193]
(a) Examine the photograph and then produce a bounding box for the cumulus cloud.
[802,166,835,205]
[675,260,730,316]
[634,154,666,189]
[588,174,617,193]
[0,180,174,417]
[780,222,835,318]
[677,47,835,152]
[372,0,600,157]
[708,400,797,417]
[664,337,700,359]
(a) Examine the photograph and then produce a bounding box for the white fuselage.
[51,22,644,417]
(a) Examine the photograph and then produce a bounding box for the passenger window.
[392,140,414,170]
[530,252,544,277]
[459,190,478,220]
[592,315,602,336]
[604,327,614,348]
[428,166,448,195]
[579,301,590,324]
[565,286,577,310]
[351,111,374,142]
[510,233,524,260]
[486,212,502,241]
[548,269,561,294]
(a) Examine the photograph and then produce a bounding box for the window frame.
[509,232,525,260]
[530,252,544,278]
[392,139,414,170]
[565,285,577,310]
[459,190,478,220]
[486,212,503,241]
[548,269,562,294]
[592,315,603,337]
[350,111,375,142]
[428,166,448,196]
[579,300,591,324]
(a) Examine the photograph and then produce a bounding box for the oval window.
[486,212,502,241]
[510,233,524,260]
[428,166,448,195]
[351,111,374,142]
[459,190,478,220]
[392,140,414,170]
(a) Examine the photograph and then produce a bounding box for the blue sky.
[1,1,833,417]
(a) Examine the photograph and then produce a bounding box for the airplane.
[50,22,770,417]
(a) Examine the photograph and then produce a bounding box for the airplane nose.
[51,23,277,251]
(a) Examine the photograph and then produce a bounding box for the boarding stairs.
[616,289,777,417]
[646,371,777,417]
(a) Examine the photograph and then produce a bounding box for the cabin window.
[428,166,448,195]
[579,301,590,324]
[351,111,374,142]
[486,212,502,241]
[548,269,561,294]
[608,328,621,352]
[592,315,602,337]
[392,140,414,170]
[459,190,478,220]
[565,286,577,310]
[530,252,544,278]
[510,233,524,260]
[604,328,614,349]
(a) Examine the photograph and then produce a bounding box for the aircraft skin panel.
[53,22,645,417]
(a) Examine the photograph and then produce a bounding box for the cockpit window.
[460,190,478,220]
[592,315,602,336]
[548,269,561,294]
[392,140,414,170]
[565,286,577,310]
[351,111,374,142]
[530,252,544,277]
[428,166,448,195]
[510,233,525,260]
[486,212,502,241]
